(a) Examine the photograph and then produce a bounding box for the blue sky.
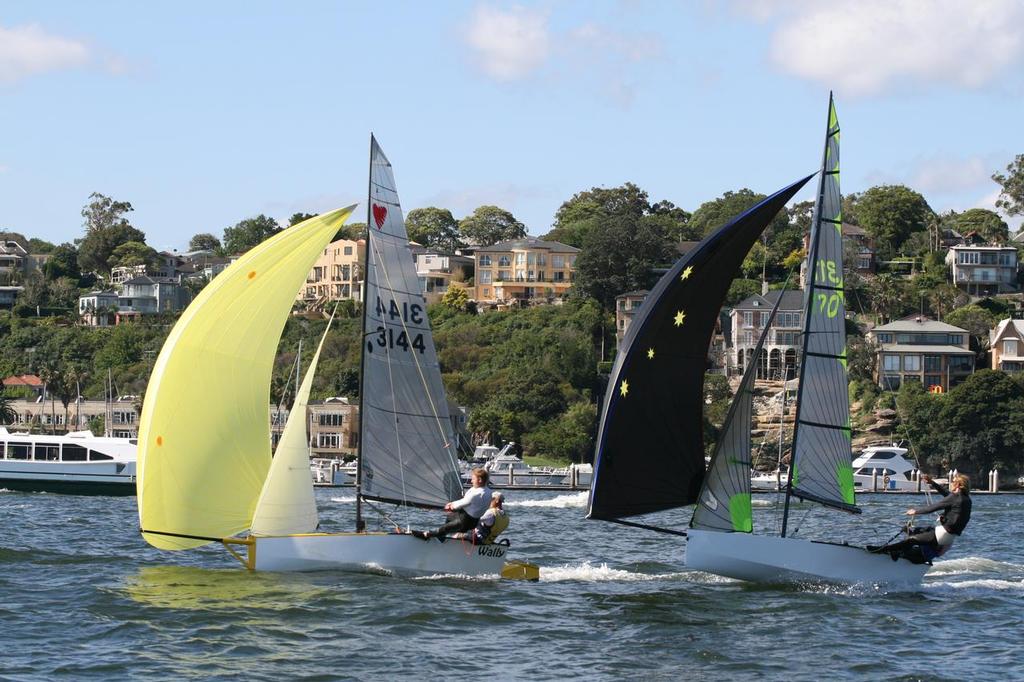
[2,1,1022,252]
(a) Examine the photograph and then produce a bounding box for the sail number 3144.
[372,297,426,354]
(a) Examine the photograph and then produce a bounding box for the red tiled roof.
[2,374,42,387]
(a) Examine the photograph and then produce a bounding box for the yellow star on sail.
[674,310,686,327]
[619,379,629,397]
[680,266,693,281]
[647,348,655,360]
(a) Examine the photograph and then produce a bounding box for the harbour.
[2,486,1021,680]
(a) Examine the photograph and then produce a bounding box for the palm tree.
[0,381,16,425]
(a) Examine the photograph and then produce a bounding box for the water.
[1,488,1022,681]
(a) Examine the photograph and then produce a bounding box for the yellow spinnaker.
[137,206,356,550]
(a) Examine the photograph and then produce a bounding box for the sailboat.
[137,136,511,576]
[588,95,928,585]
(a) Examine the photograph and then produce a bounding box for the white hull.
[686,529,929,585]
[252,532,508,575]
[0,460,136,495]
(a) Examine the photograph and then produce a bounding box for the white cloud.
[909,155,994,196]
[463,5,551,81]
[757,0,1024,96]
[0,23,91,84]
[423,183,554,230]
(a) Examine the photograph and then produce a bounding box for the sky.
[1,0,1022,253]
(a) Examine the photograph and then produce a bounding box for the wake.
[508,491,588,509]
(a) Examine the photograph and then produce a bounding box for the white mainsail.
[251,313,336,536]
[359,136,463,509]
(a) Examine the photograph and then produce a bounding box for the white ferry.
[0,428,137,495]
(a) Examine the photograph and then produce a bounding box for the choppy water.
[1,487,1022,681]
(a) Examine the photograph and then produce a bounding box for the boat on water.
[587,95,930,586]
[0,427,136,495]
[137,136,523,578]
[852,445,920,492]
[467,443,592,487]
[311,458,357,487]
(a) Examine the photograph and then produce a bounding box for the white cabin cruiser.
[852,445,919,492]
[0,427,137,495]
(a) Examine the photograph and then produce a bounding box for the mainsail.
[587,176,812,521]
[250,313,336,536]
[137,207,356,550]
[786,93,859,518]
[358,136,463,510]
[691,289,786,533]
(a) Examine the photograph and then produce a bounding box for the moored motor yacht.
[0,427,137,495]
[852,444,920,491]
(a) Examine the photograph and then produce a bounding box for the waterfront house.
[945,244,1018,296]
[730,289,804,379]
[297,238,365,309]
[2,375,44,400]
[414,249,473,304]
[4,397,139,438]
[78,291,120,326]
[474,237,578,305]
[615,290,648,344]
[989,318,1024,373]
[867,316,974,391]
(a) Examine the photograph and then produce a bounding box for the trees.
[945,304,999,353]
[0,381,15,424]
[77,193,147,275]
[689,189,795,280]
[109,241,160,269]
[547,183,651,247]
[572,211,673,309]
[42,243,82,283]
[188,233,222,252]
[951,208,1009,243]
[223,215,282,254]
[406,207,463,252]
[440,285,472,313]
[992,154,1024,217]
[847,185,933,259]
[458,206,526,247]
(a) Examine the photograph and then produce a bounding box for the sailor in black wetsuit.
[870,473,972,562]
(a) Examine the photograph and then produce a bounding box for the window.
[497,270,509,281]
[949,355,974,371]
[537,254,547,266]
[743,311,753,327]
[553,271,565,282]
[883,355,900,371]
[62,444,88,462]
[8,442,31,460]
[959,251,980,265]
[318,433,340,449]
[319,413,343,426]
[759,312,769,327]
[1005,340,1019,357]
[903,355,921,371]
[344,246,353,255]
[924,355,942,371]
[882,374,901,390]
[876,333,892,344]
[498,256,511,267]
[552,255,565,268]
[479,255,491,266]
[89,451,113,460]
[515,269,526,281]
[949,335,964,346]
[515,253,526,265]
[479,270,492,284]
[527,253,535,265]
[483,288,490,297]
[113,411,136,424]
[35,444,59,461]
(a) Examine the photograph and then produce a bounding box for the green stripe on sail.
[729,493,753,532]
[829,102,838,129]
[791,462,799,487]
[837,464,855,504]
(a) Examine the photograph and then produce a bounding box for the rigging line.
[891,397,934,505]
[369,233,413,528]
[606,518,689,537]
[369,231,461,483]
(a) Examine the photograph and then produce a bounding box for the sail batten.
[587,175,813,521]
[358,136,463,510]
[785,93,859,516]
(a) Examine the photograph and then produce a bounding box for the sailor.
[454,491,509,544]
[870,473,972,561]
[411,468,493,541]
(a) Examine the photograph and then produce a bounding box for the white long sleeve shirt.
[450,485,493,518]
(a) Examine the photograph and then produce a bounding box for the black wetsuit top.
[913,481,972,535]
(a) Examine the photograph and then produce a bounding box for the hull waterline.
[685,529,929,585]
[252,532,509,575]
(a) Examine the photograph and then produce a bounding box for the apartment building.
[730,290,804,379]
[270,397,360,457]
[867,316,974,391]
[474,237,578,304]
[3,398,140,438]
[298,238,365,307]
[945,244,1018,296]
[615,290,648,344]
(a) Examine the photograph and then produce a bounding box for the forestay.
[788,94,859,514]
[359,136,463,509]
[137,207,356,550]
[587,176,813,521]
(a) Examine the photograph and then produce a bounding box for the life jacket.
[482,509,509,544]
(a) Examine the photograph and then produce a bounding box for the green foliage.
[945,304,999,350]
[288,213,317,227]
[188,232,223,252]
[572,212,673,309]
[725,279,761,307]
[223,215,282,254]
[42,243,82,283]
[407,207,463,253]
[77,193,146,275]
[546,183,685,247]
[952,208,1009,243]
[440,285,471,313]
[702,373,733,453]
[109,241,159,269]
[0,381,15,424]
[28,238,57,253]
[846,185,933,259]
[866,273,912,322]
[520,400,597,463]
[458,206,526,247]
[992,153,1024,217]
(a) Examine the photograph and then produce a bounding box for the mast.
[354,133,373,533]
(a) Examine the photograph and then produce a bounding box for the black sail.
[587,176,813,521]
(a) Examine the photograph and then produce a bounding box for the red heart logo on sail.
[372,204,387,229]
